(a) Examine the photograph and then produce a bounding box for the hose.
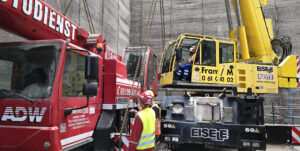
[271,35,292,64]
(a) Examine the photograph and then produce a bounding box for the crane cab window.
[201,40,216,66]
[147,54,157,85]
[178,38,200,64]
[162,42,175,73]
[219,43,234,63]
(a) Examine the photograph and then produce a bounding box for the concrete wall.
[131,0,300,58]
[0,0,130,53]
[131,0,233,58]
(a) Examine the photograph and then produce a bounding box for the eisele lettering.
[1,0,77,40]
[191,128,229,141]
[1,107,47,122]
[257,66,274,73]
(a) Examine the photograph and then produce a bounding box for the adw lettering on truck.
[1,107,47,122]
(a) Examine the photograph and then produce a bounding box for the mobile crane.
[0,0,158,150]
[159,0,299,150]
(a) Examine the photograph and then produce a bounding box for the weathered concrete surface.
[131,0,234,58]
[131,0,300,58]
[0,0,130,53]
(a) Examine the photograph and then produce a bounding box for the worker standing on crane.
[129,91,156,151]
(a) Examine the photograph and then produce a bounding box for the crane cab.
[160,34,280,94]
[160,34,238,90]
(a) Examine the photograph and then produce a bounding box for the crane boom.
[0,0,94,49]
[231,0,277,63]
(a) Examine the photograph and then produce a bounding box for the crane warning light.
[96,43,104,53]
[97,43,103,49]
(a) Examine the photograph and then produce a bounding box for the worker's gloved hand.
[129,109,137,119]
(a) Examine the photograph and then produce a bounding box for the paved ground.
[155,143,300,151]
[265,145,300,151]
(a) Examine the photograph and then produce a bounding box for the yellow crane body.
[160,34,298,94]
[159,0,299,94]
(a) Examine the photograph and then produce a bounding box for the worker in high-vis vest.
[129,91,156,151]
[146,90,161,137]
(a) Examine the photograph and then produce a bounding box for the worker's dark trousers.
[175,63,192,80]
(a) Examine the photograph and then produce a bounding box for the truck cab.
[0,40,158,151]
[0,39,103,150]
[122,46,158,95]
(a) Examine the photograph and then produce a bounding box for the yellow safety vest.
[136,108,156,150]
[188,53,196,62]
[151,104,161,135]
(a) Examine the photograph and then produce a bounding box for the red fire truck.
[0,0,158,150]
